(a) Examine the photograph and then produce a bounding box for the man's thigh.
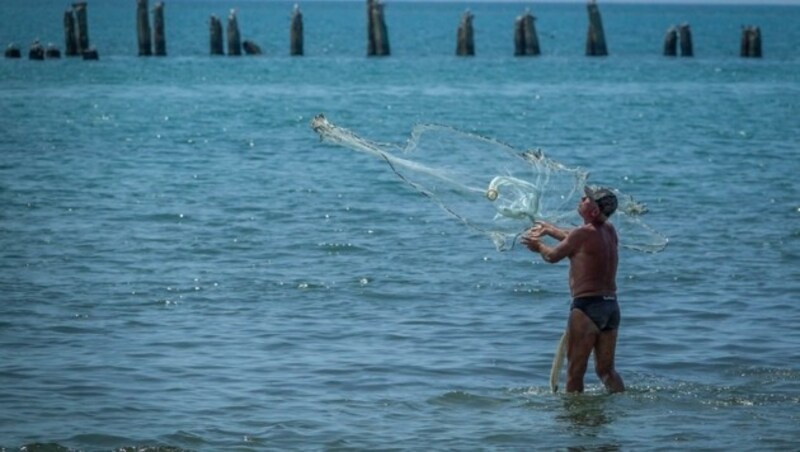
[567,308,599,364]
[594,328,619,371]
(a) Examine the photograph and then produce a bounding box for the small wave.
[429,390,511,408]
[316,241,365,254]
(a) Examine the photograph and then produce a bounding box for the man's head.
[583,186,618,219]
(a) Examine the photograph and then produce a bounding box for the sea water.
[1,1,799,450]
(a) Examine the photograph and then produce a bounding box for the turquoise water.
[2,1,800,450]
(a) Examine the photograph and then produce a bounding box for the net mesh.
[312,114,667,253]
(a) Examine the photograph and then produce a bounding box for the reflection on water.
[558,392,617,429]
[557,393,622,451]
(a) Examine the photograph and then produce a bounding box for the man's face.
[578,195,598,219]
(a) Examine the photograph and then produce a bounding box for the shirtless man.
[520,186,625,393]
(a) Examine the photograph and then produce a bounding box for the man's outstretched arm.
[532,221,571,241]
[522,226,585,263]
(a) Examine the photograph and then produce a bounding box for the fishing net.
[311,114,667,253]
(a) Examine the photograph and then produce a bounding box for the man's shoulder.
[571,224,596,234]
[569,223,614,246]
[567,224,594,241]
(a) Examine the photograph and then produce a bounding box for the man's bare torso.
[568,222,618,298]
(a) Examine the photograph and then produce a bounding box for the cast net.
[311,114,667,253]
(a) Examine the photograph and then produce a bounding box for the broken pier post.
[663,26,677,56]
[5,43,22,58]
[5,44,21,58]
[585,0,608,56]
[210,15,224,55]
[367,0,390,57]
[514,8,540,56]
[290,4,303,56]
[29,40,45,60]
[679,23,693,57]
[64,9,78,56]
[741,26,762,58]
[72,2,90,55]
[456,9,474,56]
[153,2,166,56]
[243,40,262,55]
[82,47,99,60]
[46,43,61,58]
[227,9,241,56]
[136,0,152,56]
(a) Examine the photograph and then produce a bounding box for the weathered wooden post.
[740,26,749,57]
[367,0,390,57]
[5,44,22,58]
[153,2,166,56]
[136,0,152,56]
[72,2,90,55]
[366,0,375,56]
[290,4,303,56]
[29,40,45,60]
[243,40,262,55]
[83,47,99,60]
[514,15,524,56]
[585,0,608,57]
[679,23,693,57]
[741,26,762,58]
[750,27,762,58]
[525,11,541,56]
[375,2,390,56]
[209,15,224,55]
[514,8,540,56]
[227,9,241,56]
[64,9,78,56]
[663,26,677,56]
[456,9,474,56]
[46,43,61,58]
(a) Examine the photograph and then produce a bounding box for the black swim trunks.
[571,295,620,331]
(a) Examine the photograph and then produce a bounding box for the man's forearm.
[536,244,557,263]
[547,227,570,241]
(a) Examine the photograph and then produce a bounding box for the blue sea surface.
[1,1,799,450]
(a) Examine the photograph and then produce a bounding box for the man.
[520,186,625,393]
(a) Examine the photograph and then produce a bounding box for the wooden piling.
[740,27,749,57]
[5,44,21,58]
[136,0,152,56]
[72,2,90,55]
[373,2,390,56]
[82,47,99,60]
[367,0,375,56]
[679,23,693,57]
[153,2,166,56]
[243,40,262,55]
[210,15,224,55]
[741,26,762,58]
[750,27,762,58]
[514,16,524,56]
[524,10,541,56]
[367,0,390,57]
[227,9,241,56]
[290,4,304,56]
[663,26,677,56]
[514,9,540,56]
[46,43,61,58]
[456,9,474,56]
[585,0,608,57]
[64,9,78,56]
[29,40,45,60]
